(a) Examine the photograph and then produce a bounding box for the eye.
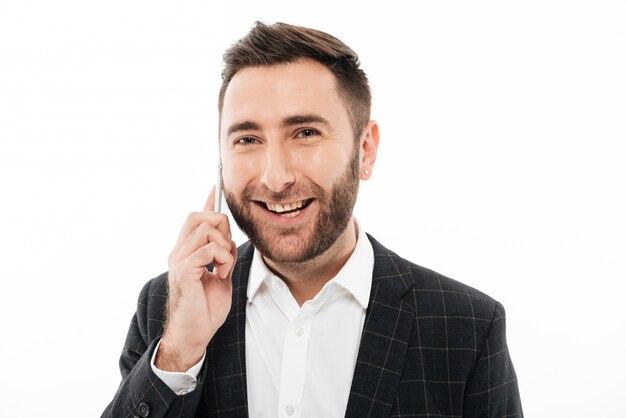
[235,136,258,146]
[296,129,320,139]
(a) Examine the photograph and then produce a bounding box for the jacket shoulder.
[368,234,498,315]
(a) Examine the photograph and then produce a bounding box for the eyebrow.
[226,114,331,137]
[226,120,261,137]
[281,114,331,129]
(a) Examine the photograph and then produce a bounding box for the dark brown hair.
[219,21,371,139]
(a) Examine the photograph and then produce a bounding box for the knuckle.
[196,221,210,234]
[210,212,226,225]
[205,241,218,253]
[186,211,200,223]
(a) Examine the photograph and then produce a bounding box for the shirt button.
[285,405,295,415]
[294,326,303,337]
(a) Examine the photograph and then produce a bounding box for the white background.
[1,1,624,416]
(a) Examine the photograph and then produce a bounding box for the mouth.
[256,198,314,218]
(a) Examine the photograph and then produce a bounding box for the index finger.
[204,186,216,213]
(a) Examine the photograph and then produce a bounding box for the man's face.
[220,59,361,263]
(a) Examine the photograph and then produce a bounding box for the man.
[103,22,522,418]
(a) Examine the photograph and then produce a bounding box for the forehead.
[220,59,348,134]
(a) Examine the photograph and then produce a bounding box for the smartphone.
[215,163,223,213]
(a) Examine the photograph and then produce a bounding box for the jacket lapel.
[344,235,415,418]
[199,242,254,417]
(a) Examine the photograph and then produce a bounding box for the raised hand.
[155,187,237,371]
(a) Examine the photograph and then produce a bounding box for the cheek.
[221,156,258,192]
[292,147,348,187]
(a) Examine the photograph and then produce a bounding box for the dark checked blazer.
[102,234,523,418]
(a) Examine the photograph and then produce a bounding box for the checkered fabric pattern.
[102,235,522,417]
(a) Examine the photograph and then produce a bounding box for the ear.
[358,120,380,180]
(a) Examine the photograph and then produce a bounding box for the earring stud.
[364,169,370,176]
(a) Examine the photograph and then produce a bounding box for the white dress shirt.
[152,219,374,418]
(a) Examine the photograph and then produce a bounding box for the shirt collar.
[246,217,374,309]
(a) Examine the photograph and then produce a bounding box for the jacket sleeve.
[463,301,523,417]
[101,276,204,418]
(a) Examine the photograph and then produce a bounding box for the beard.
[224,149,360,264]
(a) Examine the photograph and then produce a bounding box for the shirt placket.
[270,277,331,418]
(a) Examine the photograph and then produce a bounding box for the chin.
[253,227,321,264]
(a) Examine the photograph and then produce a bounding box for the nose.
[259,140,295,193]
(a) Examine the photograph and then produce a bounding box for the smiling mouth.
[257,198,314,218]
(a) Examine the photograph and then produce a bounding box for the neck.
[262,219,358,306]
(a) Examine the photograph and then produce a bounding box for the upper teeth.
[266,200,306,213]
